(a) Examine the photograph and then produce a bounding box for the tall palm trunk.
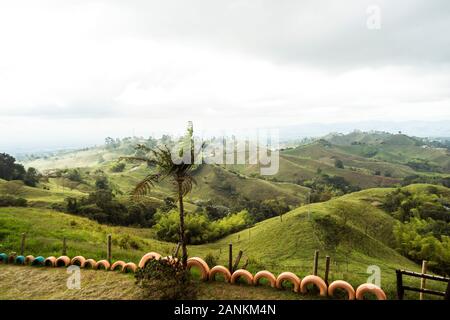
[177,179,188,268]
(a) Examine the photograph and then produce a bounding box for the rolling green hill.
[1,184,448,299]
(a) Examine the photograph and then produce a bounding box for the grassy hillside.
[1,184,448,299]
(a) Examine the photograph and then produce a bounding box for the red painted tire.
[328,280,355,300]
[356,283,387,300]
[300,275,328,296]
[70,256,86,267]
[25,255,35,265]
[209,265,232,282]
[138,252,161,268]
[96,260,111,270]
[187,257,210,281]
[253,270,277,287]
[111,260,126,272]
[230,269,254,285]
[44,256,57,267]
[276,272,301,292]
[82,259,97,269]
[123,262,137,273]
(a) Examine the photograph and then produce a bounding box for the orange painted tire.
[123,262,137,273]
[44,256,57,267]
[138,252,162,268]
[209,265,232,282]
[56,256,71,267]
[25,255,35,265]
[230,269,254,285]
[356,283,387,300]
[253,270,277,287]
[71,256,86,267]
[187,257,210,281]
[82,259,97,269]
[328,280,355,300]
[96,260,111,270]
[276,272,301,292]
[300,275,328,296]
[111,260,126,272]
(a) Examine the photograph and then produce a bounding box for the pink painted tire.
[25,255,35,265]
[276,272,301,292]
[253,270,277,287]
[300,275,328,296]
[209,265,232,282]
[111,260,126,272]
[328,280,355,300]
[123,262,137,273]
[138,252,161,268]
[82,259,97,269]
[356,283,387,300]
[230,269,254,285]
[44,256,57,267]
[70,256,86,267]
[96,260,111,270]
[56,256,71,267]
[187,257,210,281]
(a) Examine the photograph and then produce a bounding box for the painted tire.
[8,255,16,264]
[70,256,86,267]
[15,255,25,265]
[138,252,162,268]
[230,269,254,285]
[356,283,387,300]
[56,256,71,267]
[25,255,35,265]
[300,275,328,296]
[123,262,137,273]
[0,253,7,264]
[31,256,45,266]
[187,257,210,281]
[82,259,97,269]
[276,272,301,292]
[253,270,277,287]
[96,260,111,270]
[209,265,232,282]
[328,280,356,300]
[111,260,126,272]
[44,256,57,267]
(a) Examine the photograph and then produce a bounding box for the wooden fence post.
[324,256,331,285]
[62,237,67,256]
[420,260,428,300]
[313,250,319,276]
[396,270,404,300]
[173,242,181,258]
[233,250,243,271]
[107,234,112,263]
[20,233,26,256]
[228,243,233,273]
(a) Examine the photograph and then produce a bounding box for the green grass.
[0,264,307,300]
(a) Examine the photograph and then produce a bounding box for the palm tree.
[121,124,197,267]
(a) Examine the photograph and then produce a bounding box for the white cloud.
[0,0,449,151]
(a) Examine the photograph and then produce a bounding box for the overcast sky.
[1,0,450,152]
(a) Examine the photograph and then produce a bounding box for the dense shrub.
[135,258,197,300]
[154,209,252,244]
[0,196,27,207]
[110,162,126,173]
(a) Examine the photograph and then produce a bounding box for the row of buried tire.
[1,252,386,300]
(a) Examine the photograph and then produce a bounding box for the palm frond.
[132,174,160,198]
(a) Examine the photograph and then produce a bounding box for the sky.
[0,0,450,152]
